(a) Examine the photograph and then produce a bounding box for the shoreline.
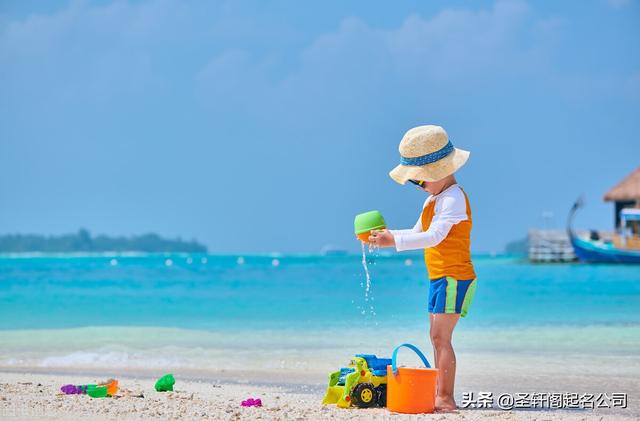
[1,371,636,420]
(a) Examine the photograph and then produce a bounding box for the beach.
[1,254,639,419]
[1,324,638,419]
[4,0,639,418]
[1,369,637,420]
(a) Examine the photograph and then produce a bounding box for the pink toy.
[241,398,262,407]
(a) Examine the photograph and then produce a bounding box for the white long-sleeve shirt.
[390,184,469,252]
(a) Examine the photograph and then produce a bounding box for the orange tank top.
[421,188,476,280]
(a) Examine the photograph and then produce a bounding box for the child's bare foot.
[435,396,458,412]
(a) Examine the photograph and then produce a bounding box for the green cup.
[354,210,386,242]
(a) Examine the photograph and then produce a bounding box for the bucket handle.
[391,343,432,376]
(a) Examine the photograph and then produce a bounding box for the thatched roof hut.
[603,167,640,226]
[604,167,640,202]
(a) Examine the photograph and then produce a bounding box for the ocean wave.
[1,325,639,374]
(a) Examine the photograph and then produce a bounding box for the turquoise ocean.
[1,253,639,397]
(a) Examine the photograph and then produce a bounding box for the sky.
[1,0,639,254]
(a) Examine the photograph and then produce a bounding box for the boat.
[567,199,640,264]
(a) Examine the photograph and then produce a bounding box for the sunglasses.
[408,179,426,188]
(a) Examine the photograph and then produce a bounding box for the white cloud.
[0,0,186,106]
[195,0,559,123]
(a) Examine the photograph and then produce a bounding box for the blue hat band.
[400,141,454,166]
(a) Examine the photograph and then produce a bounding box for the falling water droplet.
[360,242,377,319]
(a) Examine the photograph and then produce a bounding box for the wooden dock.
[528,230,576,263]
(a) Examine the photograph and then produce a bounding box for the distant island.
[504,236,528,256]
[0,229,207,253]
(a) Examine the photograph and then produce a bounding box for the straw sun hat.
[389,125,470,184]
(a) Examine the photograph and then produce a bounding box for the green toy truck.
[322,354,391,408]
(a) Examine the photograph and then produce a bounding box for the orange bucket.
[356,230,373,242]
[386,343,438,414]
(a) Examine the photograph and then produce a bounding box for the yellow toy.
[322,354,391,408]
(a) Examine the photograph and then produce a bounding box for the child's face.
[418,180,441,194]
[421,179,446,195]
[410,174,455,195]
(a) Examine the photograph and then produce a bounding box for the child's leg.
[429,313,460,411]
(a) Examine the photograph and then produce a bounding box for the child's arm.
[388,217,422,236]
[368,199,427,247]
[392,194,467,252]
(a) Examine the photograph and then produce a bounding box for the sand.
[0,371,637,421]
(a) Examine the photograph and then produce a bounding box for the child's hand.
[368,229,396,248]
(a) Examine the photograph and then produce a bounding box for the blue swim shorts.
[428,277,477,317]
